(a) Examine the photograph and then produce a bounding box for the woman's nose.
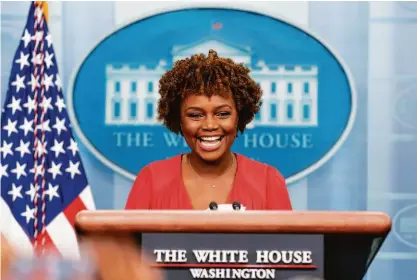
[202,115,219,131]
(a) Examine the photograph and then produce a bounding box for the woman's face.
[180,93,238,163]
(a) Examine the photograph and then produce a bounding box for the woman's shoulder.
[235,153,291,210]
[126,154,182,210]
[236,153,283,177]
[135,154,182,188]
[145,154,182,171]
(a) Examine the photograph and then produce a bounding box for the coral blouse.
[125,153,292,210]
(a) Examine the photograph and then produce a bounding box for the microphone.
[232,201,241,210]
[209,201,218,210]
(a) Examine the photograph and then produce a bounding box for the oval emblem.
[393,204,417,249]
[68,7,356,183]
[394,84,417,130]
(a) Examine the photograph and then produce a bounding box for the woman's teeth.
[198,136,223,151]
[199,136,222,142]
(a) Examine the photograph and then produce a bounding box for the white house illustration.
[105,38,318,127]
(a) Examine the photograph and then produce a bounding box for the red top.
[125,153,292,210]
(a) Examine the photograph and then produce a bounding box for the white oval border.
[392,203,417,249]
[67,3,358,185]
[393,84,417,131]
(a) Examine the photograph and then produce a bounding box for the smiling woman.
[125,50,292,211]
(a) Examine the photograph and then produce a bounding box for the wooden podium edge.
[75,210,392,235]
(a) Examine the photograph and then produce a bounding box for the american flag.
[0,2,95,259]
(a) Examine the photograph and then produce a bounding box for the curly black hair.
[157,49,262,134]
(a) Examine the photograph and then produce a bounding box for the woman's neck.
[187,151,235,179]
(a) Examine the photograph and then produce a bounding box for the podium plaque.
[75,210,391,280]
[142,233,323,279]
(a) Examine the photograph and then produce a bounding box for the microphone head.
[209,201,218,210]
[232,201,241,210]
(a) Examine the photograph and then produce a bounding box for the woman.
[125,50,292,210]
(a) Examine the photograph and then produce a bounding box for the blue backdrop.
[1,2,416,280]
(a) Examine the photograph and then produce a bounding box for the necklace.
[187,154,236,188]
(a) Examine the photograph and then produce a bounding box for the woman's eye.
[188,113,202,118]
[217,112,231,118]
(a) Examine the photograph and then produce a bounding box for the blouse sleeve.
[125,165,152,209]
[266,166,292,210]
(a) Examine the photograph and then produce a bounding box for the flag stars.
[65,160,81,179]
[23,95,37,114]
[15,51,30,70]
[26,184,40,202]
[15,140,31,158]
[36,119,51,133]
[0,141,13,159]
[3,119,18,137]
[34,141,48,157]
[55,75,62,91]
[11,162,27,179]
[31,51,43,66]
[30,165,44,178]
[42,74,54,91]
[21,205,35,224]
[44,51,54,69]
[50,140,65,158]
[6,96,22,115]
[21,29,32,48]
[40,96,53,112]
[31,30,44,46]
[68,139,79,156]
[55,96,66,112]
[0,163,9,179]
[45,33,52,48]
[19,118,34,136]
[47,161,62,179]
[45,183,60,201]
[27,74,40,92]
[8,184,23,202]
[53,117,67,136]
[11,74,26,92]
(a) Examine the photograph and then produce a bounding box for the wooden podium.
[75,210,391,280]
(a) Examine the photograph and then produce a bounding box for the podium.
[75,210,391,280]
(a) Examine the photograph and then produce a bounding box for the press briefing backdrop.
[1,1,416,279]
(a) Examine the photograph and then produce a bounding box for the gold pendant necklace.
[187,154,235,188]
